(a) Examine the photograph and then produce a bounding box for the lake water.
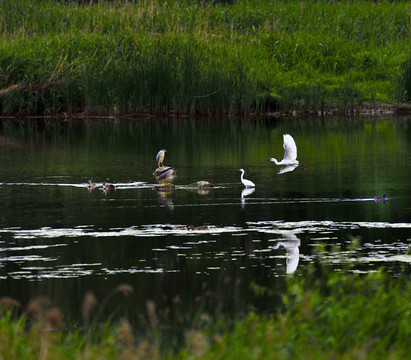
[0,117,410,324]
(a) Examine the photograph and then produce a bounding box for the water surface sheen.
[0,118,410,322]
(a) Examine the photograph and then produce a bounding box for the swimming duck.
[87,180,96,190]
[194,181,215,188]
[102,182,116,193]
[374,194,387,202]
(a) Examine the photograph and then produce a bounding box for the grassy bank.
[1,260,410,359]
[0,0,410,116]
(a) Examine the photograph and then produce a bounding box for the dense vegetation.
[0,0,410,116]
[1,255,410,359]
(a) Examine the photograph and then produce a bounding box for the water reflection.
[272,233,301,274]
[155,190,174,210]
[241,187,255,208]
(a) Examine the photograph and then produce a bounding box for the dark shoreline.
[1,103,410,122]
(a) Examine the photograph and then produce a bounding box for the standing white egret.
[268,134,299,166]
[239,169,255,188]
[156,149,166,167]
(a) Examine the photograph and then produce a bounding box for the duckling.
[102,182,116,193]
[87,180,96,191]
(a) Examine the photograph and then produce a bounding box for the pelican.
[157,167,177,181]
[239,169,255,188]
[268,134,299,166]
[156,149,166,167]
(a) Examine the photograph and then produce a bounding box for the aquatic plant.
[395,56,411,102]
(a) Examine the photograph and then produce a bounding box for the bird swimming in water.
[156,149,166,167]
[194,181,214,188]
[374,194,387,202]
[87,180,96,190]
[102,182,116,193]
[239,169,255,188]
[268,134,299,166]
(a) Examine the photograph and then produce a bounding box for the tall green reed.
[0,0,410,115]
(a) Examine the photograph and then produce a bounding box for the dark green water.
[0,117,410,324]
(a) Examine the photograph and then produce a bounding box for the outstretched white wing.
[278,164,298,174]
[283,134,297,161]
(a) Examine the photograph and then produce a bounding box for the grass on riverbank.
[0,0,410,116]
[1,256,410,359]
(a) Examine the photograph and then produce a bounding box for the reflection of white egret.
[239,169,255,188]
[278,164,299,174]
[241,187,255,198]
[272,233,300,274]
[268,134,299,166]
[156,149,166,167]
[241,187,255,208]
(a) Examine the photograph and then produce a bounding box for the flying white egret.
[156,149,166,167]
[278,164,299,175]
[239,169,255,188]
[268,134,299,166]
